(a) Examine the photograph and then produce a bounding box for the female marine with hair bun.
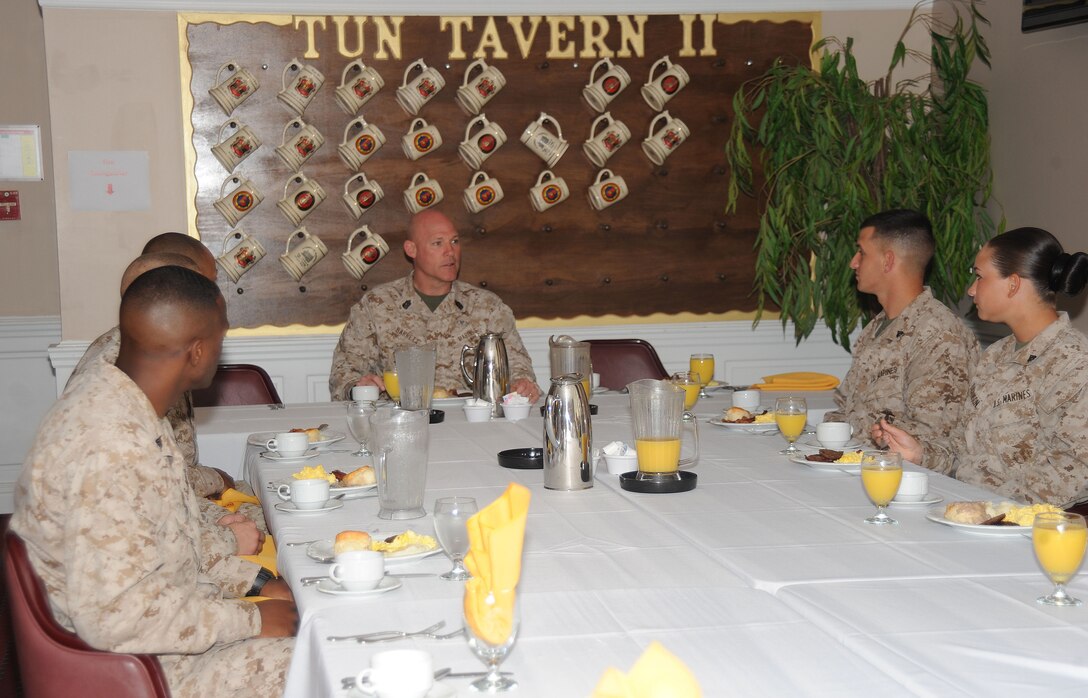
[879,227,1088,505]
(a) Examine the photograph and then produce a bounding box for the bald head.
[142,232,217,281]
[406,210,453,245]
[120,253,199,296]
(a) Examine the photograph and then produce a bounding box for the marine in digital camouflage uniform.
[329,272,537,400]
[826,288,979,445]
[15,321,292,698]
[921,313,1088,504]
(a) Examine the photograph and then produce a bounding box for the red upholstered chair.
[587,339,670,390]
[190,363,281,408]
[3,532,171,698]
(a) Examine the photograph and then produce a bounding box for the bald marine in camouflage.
[825,210,979,446]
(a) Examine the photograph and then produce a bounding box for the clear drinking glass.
[860,450,902,525]
[774,396,807,454]
[464,592,519,693]
[670,371,700,412]
[433,496,478,581]
[1032,511,1087,606]
[345,401,375,457]
[689,353,715,398]
[395,345,436,411]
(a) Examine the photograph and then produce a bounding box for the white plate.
[795,434,865,451]
[924,509,1029,536]
[260,448,321,462]
[307,536,443,565]
[788,454,861,473]
[315,576,402,596]
[273,501,344,515]
[707,418,778,433]
[248,430,346,449]
[432,396,468,408]
[348,679,454,698]
[889,494,944,507]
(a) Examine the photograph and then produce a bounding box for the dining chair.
[190,363,281,408]
[586,339,669,390]
[3,532,172,698]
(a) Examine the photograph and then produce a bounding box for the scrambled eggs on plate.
[371,531,438,557]
[292,464,337,484]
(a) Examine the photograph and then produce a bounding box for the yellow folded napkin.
[211,486,261,512]
[750,371,839,391]
[211,489,279,576]
[463,482,531,646]
[592,642,702,698]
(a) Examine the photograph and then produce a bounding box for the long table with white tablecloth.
[195,392,1088,697]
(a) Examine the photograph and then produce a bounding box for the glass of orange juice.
[689,353,715,398]
[382,369,400,403]
[774,396,807,455]
[1033,511,1087,606]
[860,451,902,525]
[670,372,701,411]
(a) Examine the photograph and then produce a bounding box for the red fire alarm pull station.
[0,191,19,221]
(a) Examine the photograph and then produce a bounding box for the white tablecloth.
[195,391,1088,697]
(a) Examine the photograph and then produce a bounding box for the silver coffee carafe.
[543,373,593,490]
[460,332,509,418]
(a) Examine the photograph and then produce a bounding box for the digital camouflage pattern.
[924,313,1088,505]
[329,273,537,401]
[13,360,292,697]
[826,288,979,446]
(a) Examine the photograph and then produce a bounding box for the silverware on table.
[327,620,445,643]
[301,572,434,587]
[284,539,320,547]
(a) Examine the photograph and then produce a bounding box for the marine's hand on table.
[510,378,541,403]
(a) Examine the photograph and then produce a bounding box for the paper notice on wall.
[0,125,43,181]
[69,151,150,212]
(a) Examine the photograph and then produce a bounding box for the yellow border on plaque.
[177,12,814,337]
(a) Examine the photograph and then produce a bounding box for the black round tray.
[429,409,445,424]
[497,448,544,469]
[619,471,697,493]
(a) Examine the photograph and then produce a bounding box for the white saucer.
[316,576,402,596]
[261,448,320,462]
[796,434,864,451]
[273,501,344,515]
[889,494,943,507]
[349,679,454,698]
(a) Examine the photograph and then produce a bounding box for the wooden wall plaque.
[182,14,814,329]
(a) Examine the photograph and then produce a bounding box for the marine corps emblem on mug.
[277,58,325,115]
[338,117,386,171]
[458,114,506,170]
[213,175,263,226]
[341,225,390,280]
[401,118,443,161]
[211,120,261,173]
[521,112,568,168]
[587,168,629,211]
[402,172,444,213]
[456,59,506,115]
[395,59,446,115]
[275,119,325,171]
[528,170,570,212]
[641,55,691,111]
[642,111,690,166]
[582,112,631,168]
[279,227,328,282]
[216,229,266,283]
[208,61,259,116]
[342,172,385,220]
[582,58,631,113]
[462,171,504,213]
[335,59,385,115]
[277,172,327,226]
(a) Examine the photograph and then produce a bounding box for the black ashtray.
[429,409,445,424]
[619,471,697,493]
[498,448,544,469]
[539,404,598,416]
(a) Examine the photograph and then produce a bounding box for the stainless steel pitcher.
[543,373,593,491]
[460,332,509,418]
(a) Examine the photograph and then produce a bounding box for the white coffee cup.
[355,649,434,698]
[329,549,385,590]
[592,372,601,390]
[276,477,329,510]
[731,389,761,411]
[265,431,310,457]
[352,385,380,402]
[815,422,853,450]
[895,471,929,502]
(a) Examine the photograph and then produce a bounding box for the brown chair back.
[191,363,281,408]
[586,339,670,390]
[3,532,171,698]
